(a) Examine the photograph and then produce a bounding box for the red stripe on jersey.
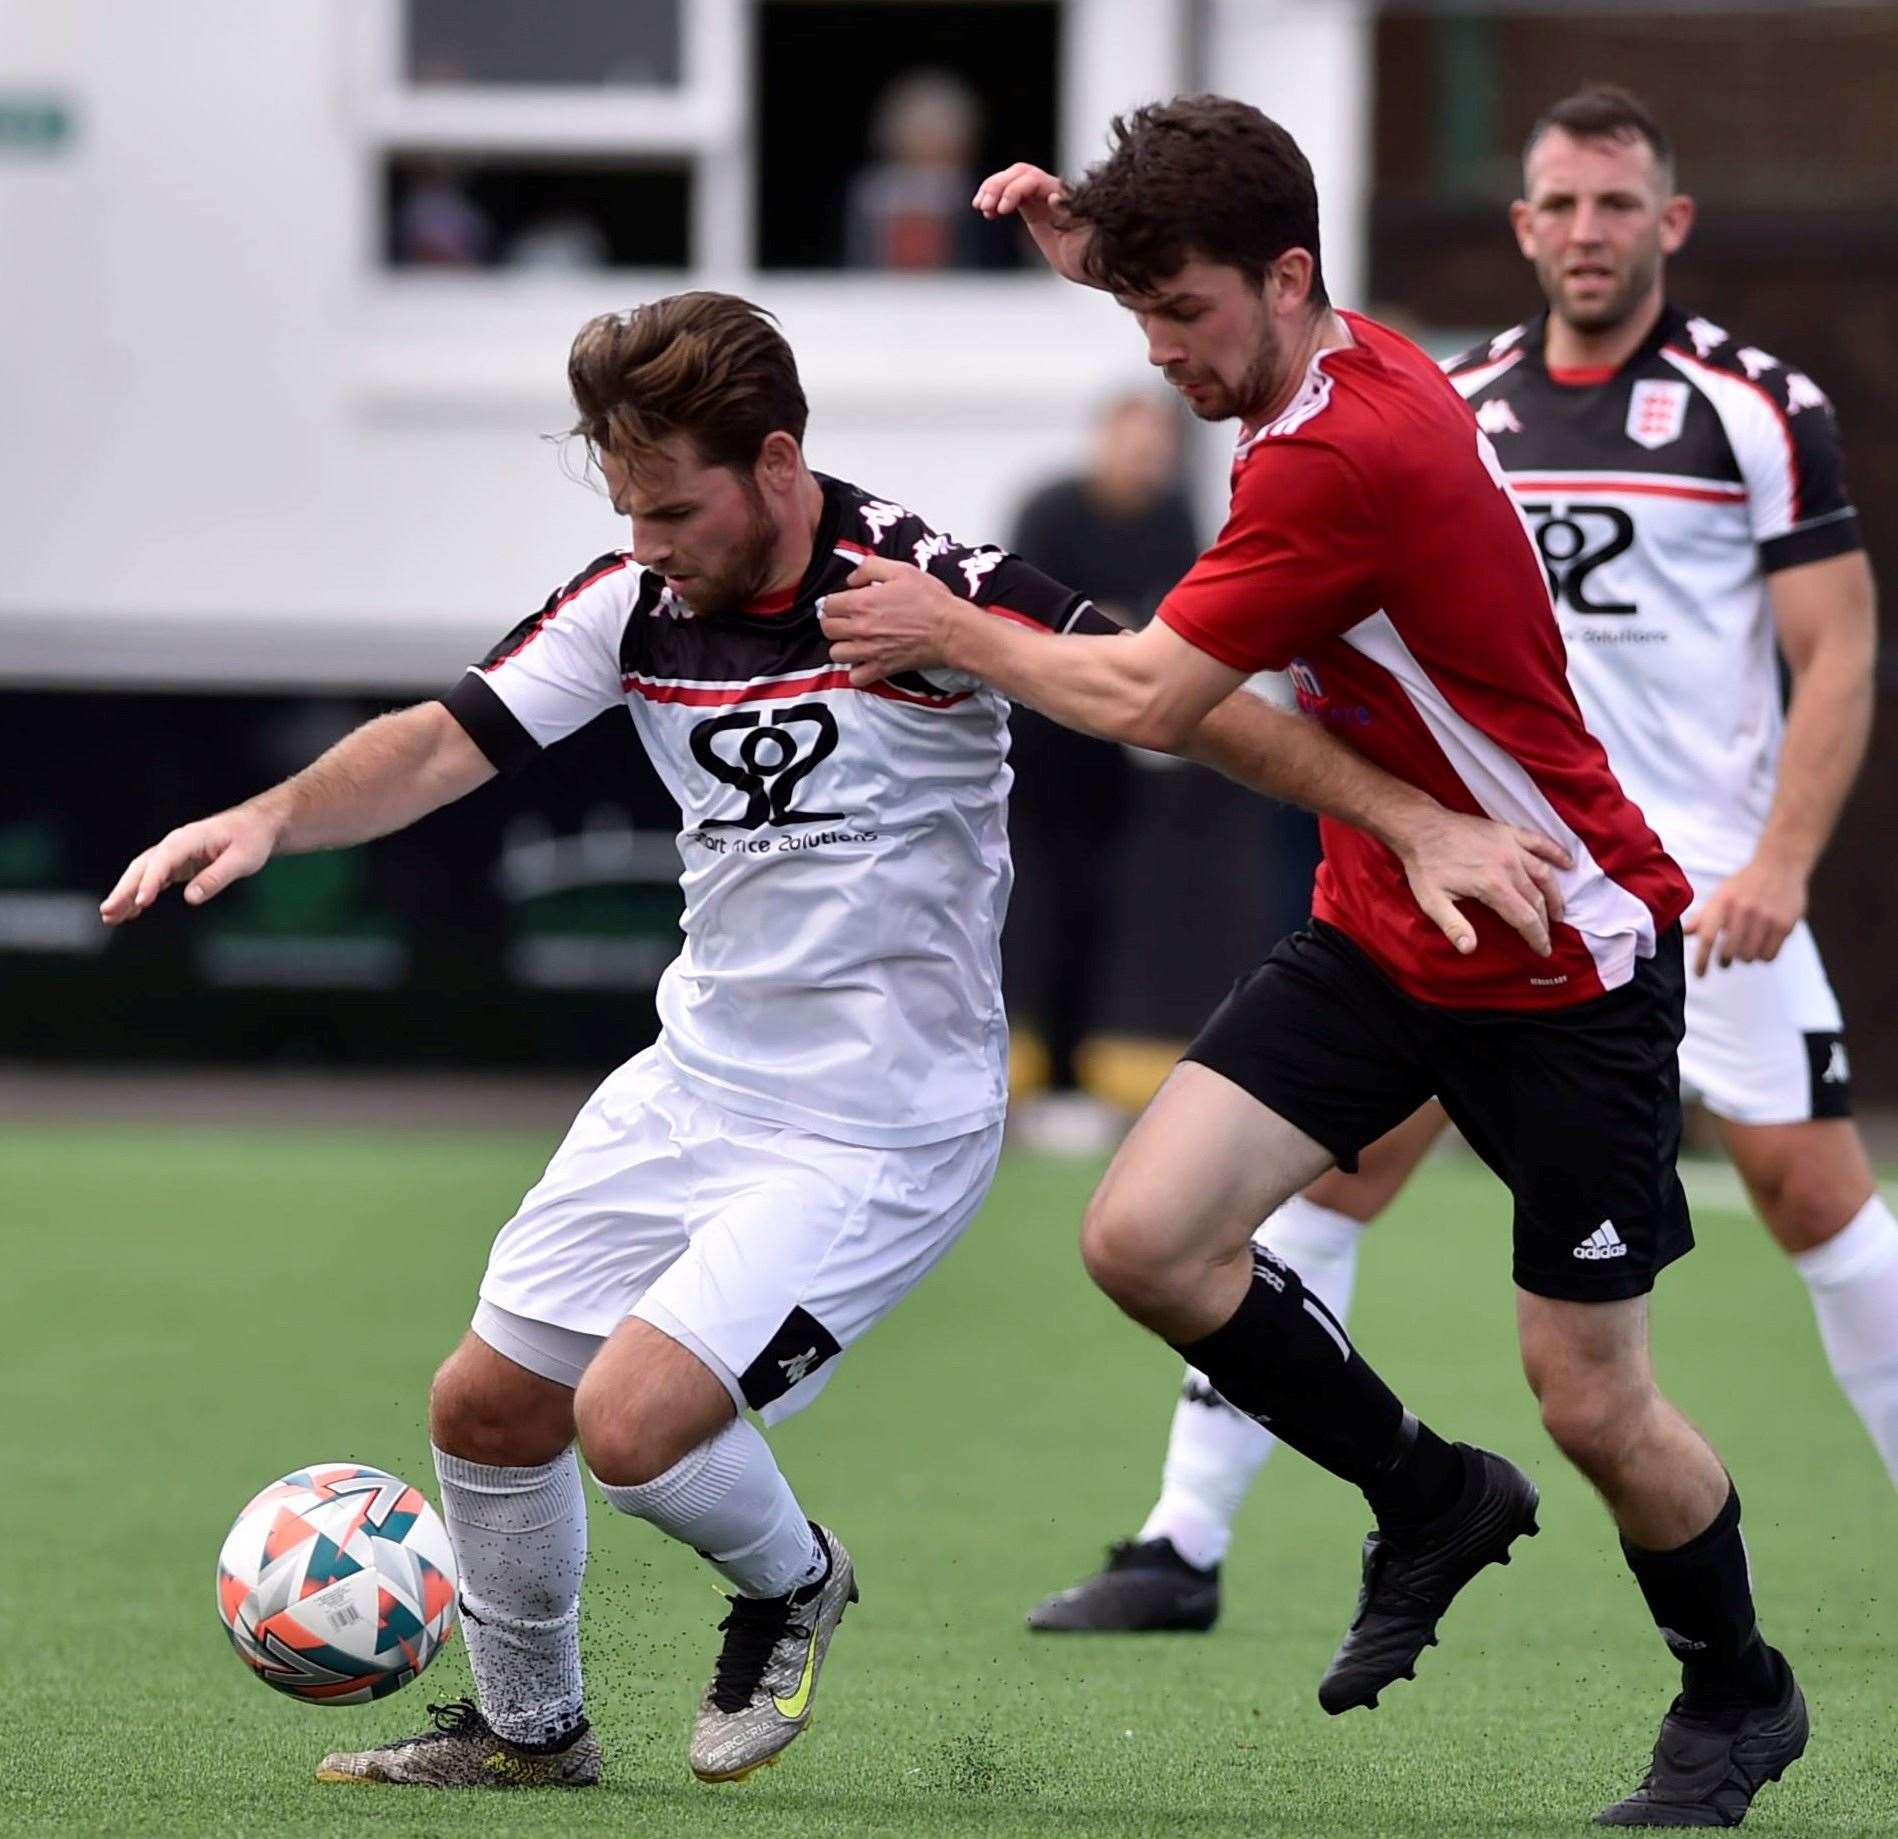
[623,669,969,710]
[1662,345,1801,521]
[485,558,631,671]
[1508,474,1748,504]
[1547,364,1617,387]
[834,539,872,558]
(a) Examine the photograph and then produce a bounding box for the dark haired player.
[823,96,1809,1825]
[101,290,1557,1791]
[1028,84,1890,1825]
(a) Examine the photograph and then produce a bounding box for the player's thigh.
[1435,930,1692,1304]
[475,1047,695,1342]
[1681,917,1852,1128]
[634,1118,1003,1428]
[1089,1062,1336,1273]
[1113,924,1434,1261]
[1302,1100,1449,1223]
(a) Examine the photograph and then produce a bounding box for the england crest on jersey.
[1626,379,1690,450]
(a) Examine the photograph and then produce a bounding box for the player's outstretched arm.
[99,700,493,925]
[1183,689,1572,959]
[823,556,1229,748]
[1685,550,1877,975]
[971,163,1098,286]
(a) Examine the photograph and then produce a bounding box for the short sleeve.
[442,554,634,774]
[1752,374,1863,574]
[1155,442,1380,672]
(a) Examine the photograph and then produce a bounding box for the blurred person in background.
[845,70,1014,271]
[392,157,494,268]
[1005,392,1202,1155]
[1021,83,1889,1831]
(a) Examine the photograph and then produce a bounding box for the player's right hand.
[99,806,279,926]
[972,162,1095,284]
[1397,811,1571,960]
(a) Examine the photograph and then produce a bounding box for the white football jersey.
[1446,307,1862,876]
[444,474,1108,1147]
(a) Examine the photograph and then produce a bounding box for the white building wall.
[0,0,1368,691]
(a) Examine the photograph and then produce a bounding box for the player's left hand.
[820,557,966,685]
[1684,853,1807,976]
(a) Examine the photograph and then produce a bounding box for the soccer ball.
[215,1462,459,1704]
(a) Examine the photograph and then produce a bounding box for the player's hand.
[1684,853,1807,977]
[99,805,281,926]
[971,162,1095,285]
[1394,809,1573,959]
[820,556,969,685]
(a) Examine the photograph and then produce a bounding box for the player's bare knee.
[1535,1379,1641,1478]
[429,1341,571,1467]
[1757,1164,1867,1255]
[573,1388,698,1488]
[1079,1194,1171,1316]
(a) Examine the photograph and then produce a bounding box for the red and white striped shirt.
[1158,310,1689,1010]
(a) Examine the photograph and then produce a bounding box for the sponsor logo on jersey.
[778,1345,822,1385]
[1823,1041,1850,1084]
[1476,397,1523,437]
[689,703,845,829]
[1737,346,1780,382]
[1573,1220,1628,1261]
[1626,380,1690,450]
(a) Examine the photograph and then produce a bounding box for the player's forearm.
[941,610,1190,749]
[1755,648,1874,876]
[1182,691,1439,850]
[247,702,494,854]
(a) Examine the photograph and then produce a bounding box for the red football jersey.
[1158,311,1690,1010]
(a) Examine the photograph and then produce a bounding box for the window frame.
[352,0,751,271]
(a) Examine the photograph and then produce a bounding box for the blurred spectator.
[845,70,1013,271]
[506,212,612,271]
[1005,393,1203,1155]
[393,159,494,268]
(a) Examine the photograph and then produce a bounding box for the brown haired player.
[822,97,1809,1825]
[101,290,1561,1792]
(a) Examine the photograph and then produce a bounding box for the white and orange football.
[215,1463,458,1704]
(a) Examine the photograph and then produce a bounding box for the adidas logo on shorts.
[1573,1220,1628,1261]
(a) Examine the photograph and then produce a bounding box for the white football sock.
[1139,1195,1365,1569]
[1794,1191,1898,1488]
[593,1415,825,1599]
[432,1445,588,1749]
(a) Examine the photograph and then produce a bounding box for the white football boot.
[689,1524,858,1783]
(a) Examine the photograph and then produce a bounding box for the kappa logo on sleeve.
[740,1307,843,1409]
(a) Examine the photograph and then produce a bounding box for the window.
[357,0,743,270]
[405,0,685,89]
[755,2,1061,271]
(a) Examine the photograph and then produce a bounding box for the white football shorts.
[1678,867,1851,1127]
[473,1047,1004,1425]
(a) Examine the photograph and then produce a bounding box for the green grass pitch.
[2,1123,1893,1836]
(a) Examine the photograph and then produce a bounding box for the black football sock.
[1621,1483,1781,1710]
[1172,1245,1463,1528]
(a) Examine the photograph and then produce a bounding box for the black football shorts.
[1183,921,1693,1303]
